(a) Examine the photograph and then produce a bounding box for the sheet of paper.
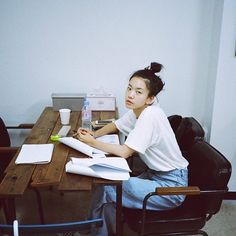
[96,134,120,144]
[66,157,131,180]
[92,153,106,158]
[15,144,54,164]
[59,137,94,157]
[71,157,131,171]
[93,134,120,154]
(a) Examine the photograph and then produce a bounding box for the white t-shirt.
[115,103,188,171]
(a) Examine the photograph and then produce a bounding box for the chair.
[168,114,182,133]
[123,140,231,236]
[0,117,34,181]
[174,117,205,153]
[0,218,103,235]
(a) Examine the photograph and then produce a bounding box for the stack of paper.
[15,144,54,164]
[66,157,131,180]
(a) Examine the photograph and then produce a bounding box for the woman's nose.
[128,90,135,98]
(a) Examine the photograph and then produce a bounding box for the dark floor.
[1,187,136,236]
[16,188,91,224]
[1,188,236,236]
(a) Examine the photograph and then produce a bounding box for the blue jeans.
[89,168,188,236]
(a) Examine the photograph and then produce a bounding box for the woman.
[75,62,188,236]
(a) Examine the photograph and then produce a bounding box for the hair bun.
[150,62,163,73]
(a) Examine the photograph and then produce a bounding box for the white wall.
[1,0,235,189]
[201,1,224,140]
[210,0,236,190]
[0,0,215,122]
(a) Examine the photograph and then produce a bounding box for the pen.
[72,130,78,137]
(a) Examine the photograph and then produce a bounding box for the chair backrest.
[0,117,11,147]
[184,140,231,214]
[175,117,205,152]
[0,219,103,235]
[168,115,182,133]
[0,117,13,181]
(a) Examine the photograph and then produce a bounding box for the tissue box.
[87,94,116,111]
[52,93,86,111]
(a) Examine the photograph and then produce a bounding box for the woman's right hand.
[73,128,95,138]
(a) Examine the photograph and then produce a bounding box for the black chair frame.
[139,188,227,236]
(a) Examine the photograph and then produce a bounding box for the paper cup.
[59,109,71,125]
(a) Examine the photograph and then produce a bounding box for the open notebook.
[66,157,131,180]
[15,144,54,164]
[59,134,119,158]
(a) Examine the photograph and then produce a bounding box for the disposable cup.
[59,109,71,125]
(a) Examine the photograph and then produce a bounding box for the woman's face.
[125,76,154,116]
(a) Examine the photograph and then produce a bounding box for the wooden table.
[0,107,123,236]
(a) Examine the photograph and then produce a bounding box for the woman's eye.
[136,91,142,94]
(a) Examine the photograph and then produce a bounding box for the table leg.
[116,183,123,236]
[33,188,45,224]
[3,198,16,224]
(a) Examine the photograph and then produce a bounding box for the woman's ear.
[146,96,156,105]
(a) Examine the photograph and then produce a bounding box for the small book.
[15,144,54,164]
[59,134,119,158]
[65,157,131,180]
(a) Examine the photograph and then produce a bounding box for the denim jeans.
[89,168,188,236]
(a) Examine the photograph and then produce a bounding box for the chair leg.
[33,189,45,224]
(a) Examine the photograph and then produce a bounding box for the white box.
[87,94,116,111]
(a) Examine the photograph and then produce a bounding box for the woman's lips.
[126,100,133,105]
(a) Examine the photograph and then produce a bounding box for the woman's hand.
[73,127,135,158]
[73,128,94,138]
[73,128,95,145]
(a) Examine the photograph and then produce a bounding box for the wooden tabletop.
[0,107,118,196]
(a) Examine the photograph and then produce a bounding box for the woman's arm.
[77,130,135,159]
[75,122,118,138]
[93,122,118,138]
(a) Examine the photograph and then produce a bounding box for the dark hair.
[130,62,165,97]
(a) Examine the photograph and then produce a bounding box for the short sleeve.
[124,108,157,154]
[115,110,136,136]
